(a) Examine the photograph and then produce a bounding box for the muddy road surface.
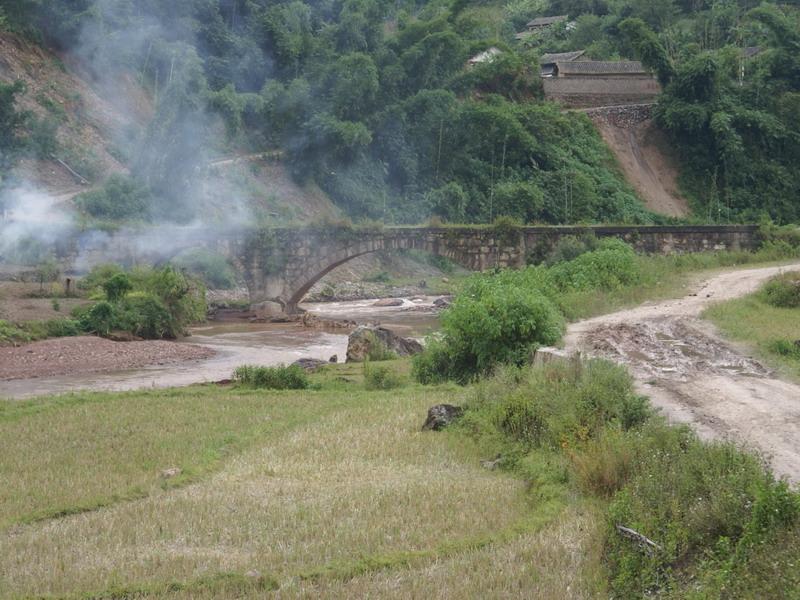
[565,262,800,482]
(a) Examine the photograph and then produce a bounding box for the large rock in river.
[345,326,423,362]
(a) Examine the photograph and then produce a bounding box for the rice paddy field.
[0,362,603,599]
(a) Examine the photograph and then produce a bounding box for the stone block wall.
[543,76,661,108]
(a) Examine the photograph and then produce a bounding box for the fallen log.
[615,525,662,554]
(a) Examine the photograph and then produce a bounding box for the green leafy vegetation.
[760,271,800,308]
[458,357,800,599]
[413,238,644,383]
[0,317,81,346]
[414,235,800,384]
[0,0,661,225]
[3,1,800,225]
[363,360,404,390]
[74,265,206,339]
[614,6,800,223]
[233,364,310,390]
[75,174,151,222]
[705,270,800,376]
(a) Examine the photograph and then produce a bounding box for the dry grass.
[0,381,577,598]
[128,504,605,600]
[0,387,340,528]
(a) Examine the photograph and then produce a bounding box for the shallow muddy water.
[0,297,441,400]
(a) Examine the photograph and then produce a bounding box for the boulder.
[292,358,328,372]
[105,330,144,342]
[373,298,404,307]
[433,296,452,309]
[422,404,464,431]
[160,467,182,479]
[252,300,284,318]
[531,346,572,367]
[329,354,338,363]
[345,326,423,362]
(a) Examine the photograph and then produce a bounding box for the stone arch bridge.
[67,224,757,314]
[222,224,757,314]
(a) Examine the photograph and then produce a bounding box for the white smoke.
[0,186,75,261]
[1,4,275,272]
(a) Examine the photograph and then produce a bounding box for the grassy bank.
[0,362,604,599]
[705,272,800,378]
[455,359,800,599]
[557,242,800,321]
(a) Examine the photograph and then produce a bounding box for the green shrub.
[0,320,31,345]
[760,273,800,308]
[76,174,150,221]
[41,318,81,338]
[233,364,310,390]
[464,360,648,449]
[78,301,116,336]
[411,338,458,385]
[118,293,174,339]
[413,282,564,384]
[363,361,403,390]
[102,273,133,303]
[129,266,207,336]
[75,265,206,339]
[549,238,641,291]
[604,431,797,598]
[768,338,800,360]
[78,264,125,291]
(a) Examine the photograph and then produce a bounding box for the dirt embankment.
[565,262,800,481]
[588,105,689,218]
[0,336,214,381]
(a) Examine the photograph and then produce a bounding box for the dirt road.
[565,262,800,482]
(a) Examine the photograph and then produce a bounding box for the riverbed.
[0,297,441,400]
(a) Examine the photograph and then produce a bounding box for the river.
[0,297,441,400]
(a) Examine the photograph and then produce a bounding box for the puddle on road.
[587,318,770,382]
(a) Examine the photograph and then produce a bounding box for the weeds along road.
[564,261,800,483]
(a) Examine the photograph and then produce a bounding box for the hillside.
[588,105,689,218]
[1,1,799,235]
[0,30,341,225]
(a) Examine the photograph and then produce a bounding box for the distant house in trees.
[467,47,502,68]
[542,60,661,108]
[539,50,586,77]
[515,15,572,41]
[526,15,569,30]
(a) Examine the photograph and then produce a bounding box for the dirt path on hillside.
[588,108,689,218]
[564,262,800,482]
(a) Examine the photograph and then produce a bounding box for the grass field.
[704,290,800,378]
[0,362,602,598]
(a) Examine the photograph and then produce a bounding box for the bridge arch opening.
[284,247,470,313]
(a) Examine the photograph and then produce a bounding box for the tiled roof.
[540,50,586,64]
[556,61,649,75]
[526,15,568,27]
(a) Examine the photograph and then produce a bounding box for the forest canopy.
[1,0,799,224]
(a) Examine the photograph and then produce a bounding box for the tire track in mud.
[564,262,800,482]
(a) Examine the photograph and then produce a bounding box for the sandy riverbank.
[0,336,215,381]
